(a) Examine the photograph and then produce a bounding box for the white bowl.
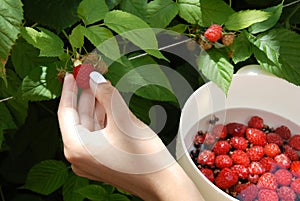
[176,65,300,201]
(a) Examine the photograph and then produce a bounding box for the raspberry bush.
[0,0,300,200]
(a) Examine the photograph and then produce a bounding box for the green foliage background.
[0,0,300,200]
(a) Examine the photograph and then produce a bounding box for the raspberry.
[236,183,258,201]
[277,186,297,201]
[275,125,291,140]
[260,157,277,172]
[193,134,205,146]
[290,161,300,177]
[230,136,248,150]
[198,36,213,50]
[247,146,265,161]
[212,124,227,138]
[231,164,248,179]
[257,173,277,190]
[274,154,291,169]
[275,169,293,186]
[203,132,217,145]
[246,128,267,146]
[73,63,94,89]
[248,115,264,130]
[266,133,283,146]
[215,155,233,169]
[221,33,235,46]
[258,189,278,201]
[197,149,215,166]
[264,143,281,158]
[291,178,300,194]
[212,140,231,155]
[200,168,214,183]
[231,150,250,166]
[248,174,260,183]
[283,145,299,161]
[215,168,238,190]
[249,161,266,175]
[226,122,247,137]
[288,134,300,151]
[204,24,223,43]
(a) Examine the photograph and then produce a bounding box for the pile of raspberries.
[190,115,300,201]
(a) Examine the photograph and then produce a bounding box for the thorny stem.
[0,96,13,103]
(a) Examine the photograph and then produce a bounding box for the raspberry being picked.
[204,24,223,43]
[73,63,94,89]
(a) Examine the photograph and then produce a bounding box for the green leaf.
[63,172,89,201]
[22,64,62,101]
[249,2,283,34]
[168,23,189,33]
[23,0,81,31]
[225,10,272,31]
[147,0,179,28]
[24,160,68,195]
[104,10,165,60]
[232,31,253,64]
[109,194,131,201]
[105,0,122,9]
[200,0,235,27]
[120,0,147,20]
[78,0,109,25]
[198,49,234,95]
[177,0,201,24]
[21,27,64,57]
[69,25,85,49]
[0,104,17,146]
[77,185,108,201]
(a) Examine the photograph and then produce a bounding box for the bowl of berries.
[176,65,300,201]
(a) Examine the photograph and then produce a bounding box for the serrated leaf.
[21,27,64,57]
[120,0,147,20]
[147,0,179,28]
[225,10,272,31]
[23,0,81,31]
[69,25,85,49]
[63,173,89,201]
[232,31,253,64]
[22,64,62,101]
[77,185,108,201]
[104,10,165,60]
[24,160,68,195]
[200,0,235,27]
[78,0,109,25]
[249,2,283,34]
[198,49,234,95]
[177,0,201,24]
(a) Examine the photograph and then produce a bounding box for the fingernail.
[90,71,107,84]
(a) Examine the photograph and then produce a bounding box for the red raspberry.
[248,174,260,183]
[221,33,235,46]
[215,155,233,169]
[248,115,264,130]
[275,125,291,140]
[291,178,300,194]
[230,136,248,150]
[257,173,277,190]
[215,168,238,190]
[288,134,300,151]
[277,186,297,201]
[246,128,267,146]
[247,146,265,161]
[226,122,247,137]
[266,133,283,146]
[231,150,250,166]
[274,154,291,169]
[197,149,215,166]
[203,132,217,145]
[264,143,281,158]
[283,145,299,161]
[249,161,266,175]
[193,134,205,145]
[260,157,277,172]
[275,169,293,186]
[236,183,258,201]
[290,161,300,177]
[212,124,227,138]
[258,189,278,201]
[73,63,94,89]
[204,24,222,43]
[200,168,214,183]
[212,140,231,155]
[231,164,248,179]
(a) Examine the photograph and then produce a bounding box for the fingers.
[78,89,95,131]
[94,101,106,130]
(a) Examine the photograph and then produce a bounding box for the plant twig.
[0,96,13,103]
[0,186,5,201]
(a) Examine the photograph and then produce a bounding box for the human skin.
[57,72,205,201]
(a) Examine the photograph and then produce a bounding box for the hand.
[57,72,204,201]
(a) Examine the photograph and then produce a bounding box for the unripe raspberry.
[222,33,235,46]
[204,24,222,43]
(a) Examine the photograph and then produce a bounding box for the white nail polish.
[90,71,106,84]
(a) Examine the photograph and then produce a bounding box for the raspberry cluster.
[190,115,300,201]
